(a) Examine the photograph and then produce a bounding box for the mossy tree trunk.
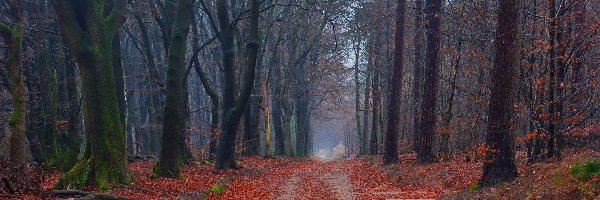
[53,0,130,190]
[63,56,82,170]
[154,0,193,178]
[0,0,26,165]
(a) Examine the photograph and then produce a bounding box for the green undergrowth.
[468,181,481,191]
[199,183,228,200]
[570,160,600,181]
[569,160,600,198]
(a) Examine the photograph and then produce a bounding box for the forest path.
[217,157,442,199]
[275,159,356,199]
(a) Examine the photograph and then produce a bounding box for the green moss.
[469,181,481,191]
[55,157,91,189]
[208,183,227,194]
[202,159,211,165]
[153,160,183,179]
[570,160,600,181]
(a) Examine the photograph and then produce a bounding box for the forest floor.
[5,149,600,199]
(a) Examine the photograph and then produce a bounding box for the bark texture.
[480,0,521,187]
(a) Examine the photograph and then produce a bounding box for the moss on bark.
[53,0,130,190]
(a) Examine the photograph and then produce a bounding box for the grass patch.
[468,181,481,191]
[208,183,227,194]
[570,160,600,181]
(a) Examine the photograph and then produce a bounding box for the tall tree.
[52,0,129,190]
[0,0,26,165]
[261,72,272,158]
[383,0,406,165]
[353,36,364,154]
[416,0,442,164]
[369,0,383,155]
[480,0,521,187]
[215,0,260,170]
[154,0,193,178]
[412,0,424,154]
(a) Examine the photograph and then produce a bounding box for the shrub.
[570,160,600,181]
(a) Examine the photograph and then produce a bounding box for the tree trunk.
[283,103,294,156]
[155,0,193,178]
[179,82,193,165]
[480,0,521,187]
[215,0,259,170]
[412,0,424,154]
[190,11,220,160]
[28,38,59,168]
[63,55,82,169]
[113,36,127,130]
[1,0,26,165]
[353,36,364,155]
[417,0,442,165]
[53,0,130,190]
[441,39,462,162]
[370,9,381,155]
[261,73,272,158]
[363,59,371,155]
[383,0,406,165]
[546,0,557,161]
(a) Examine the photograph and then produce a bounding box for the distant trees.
[480,0,521,186]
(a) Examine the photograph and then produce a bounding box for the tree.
[52,0,129,190]
[154,0,193,178]
[383,0,406,165]
[0,0,26,165]
[369,0,383,155]
[412,0,424,155]
[215,0,260,170]
[353,35,364,154]
[261,72,273,158]
[189,5,220,160]
[417,0,442,164]
[480,0,521,187]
